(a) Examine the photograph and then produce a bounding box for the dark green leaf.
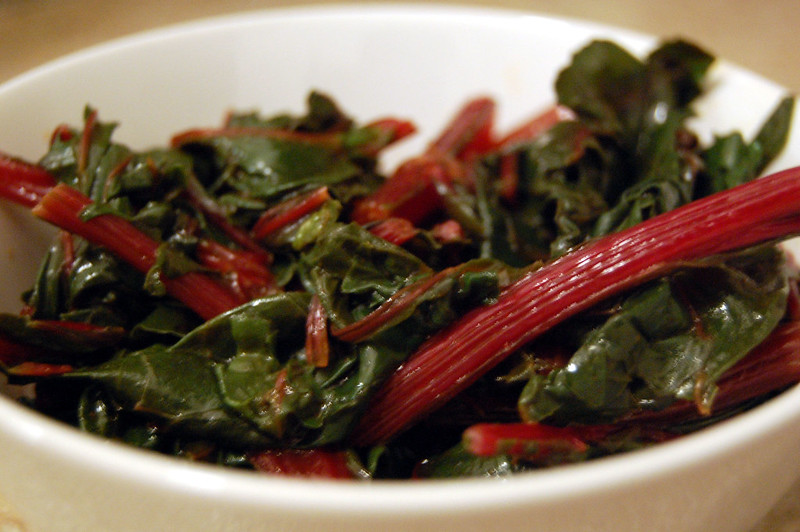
[645,39,714,108]
[699,96,795,196]
[556,40,647,137]
[129,304,200,343]
[299,222,431,327]
[77,385,119,437]
[519,246,789,424]
[66,344,273,447]
[414,443,523,478]
[201,136,360,200]
[753,96,795,173]
[24,236,68,320]
[0,314,124,360]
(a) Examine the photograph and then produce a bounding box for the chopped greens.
[1,40,799,481]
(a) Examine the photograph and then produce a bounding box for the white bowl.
[1,5,799,532]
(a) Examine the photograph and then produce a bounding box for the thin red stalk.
[349,100,490,227]
[463,422,677,462]
[35,184,157,270]
[350,155,464,225]
[367,118,417,144]
[366,217,419,246]
[786,280,800,321]
[196,239,279,300]
[251,186,331,240]
[431,219,465,244]
[101,154,133,203]
[32,184,243,320]
[463,423,589,458]
[430,97,495,156]
[305,294,330,368]
[271,368,288,411]
[0,152,57,208]
[350,165,800,446]
[77,108,97,175]
[171,127,342,149]
[356,118,418,157]
[248,449,356,479]
[196,239,272,278]
[30,319,126,342]
[182,173,272,262]
[49,124,75,144]
[498,153,519,202]
[333,265,465,343]
[495,105,576,150]
[5,361,74,377]
[0,336,48,368]
[59,230,76,278]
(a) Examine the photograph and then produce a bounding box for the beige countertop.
[1,1,799,531]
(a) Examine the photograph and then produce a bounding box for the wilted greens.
[0,38,799,480]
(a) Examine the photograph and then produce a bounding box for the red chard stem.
[495,104,576,150]
[248,449,358,479]
[351,165,800,445]
[463,423,589,459]
[430,97,495,156]
[305,294,331,368]
[252,186,331,240]
[32,184,243,320]
[0,152,57,208]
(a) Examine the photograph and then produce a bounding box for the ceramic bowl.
[1,5,799,532]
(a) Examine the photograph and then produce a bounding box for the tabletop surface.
[1,1,799,530]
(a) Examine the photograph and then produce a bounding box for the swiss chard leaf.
[478,40,716,263]
[548,40,714,245]
[508,121,613,259]
[172,294,310,363]
[129,304,200,343]
[62,295,310,447]
[556,39,712,144]
[203,136,360,200]
[590,175,690,237]
[24,235,70,320]
[25,234,153,328]
[53,290,453,448]
[298,222,432,327]
[752,96,795,172]
[414,443,524,478]
[555,40,648,138]
[518,246,789,424]
[66,344,274,447]
[698,96,795,196]
[226,91,354,133]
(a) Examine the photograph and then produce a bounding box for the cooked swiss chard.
[1,39,799,480]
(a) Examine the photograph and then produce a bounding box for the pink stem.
[351,165,800,445]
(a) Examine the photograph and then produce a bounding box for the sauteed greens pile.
[1,38,798,479]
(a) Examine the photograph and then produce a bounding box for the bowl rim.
[1,2,799,515]
[3,377,798,513]
[0,2,656,104]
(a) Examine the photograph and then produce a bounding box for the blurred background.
[1,0,799,93]
[1,1,799,530]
